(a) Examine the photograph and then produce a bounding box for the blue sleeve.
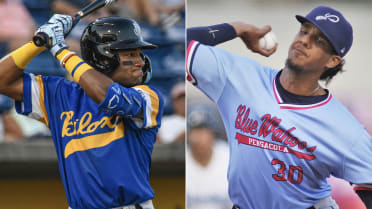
[98,83,144,118]
[341,131,372,184]
[187,23,237,46]
[15,73,33,115]
[186,42,226,102]
[15,72,67,126]
[98,83,164,129]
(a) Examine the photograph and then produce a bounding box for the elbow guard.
[98,83,143,117]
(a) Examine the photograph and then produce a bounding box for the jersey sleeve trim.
[15,73,32,114]
[133,85,161,129]
[186,40,200,85]
[272,75,333,110]
[34,75,49,126]
[15,73,49,126]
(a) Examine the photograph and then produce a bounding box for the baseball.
[259,31,277,50]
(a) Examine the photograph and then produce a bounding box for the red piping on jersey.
[272,75,333,110]
[186,40,195,71]
[272,77,283,103]
[186,40,197,84]
[186,40,196,67]
[354,186,372,191]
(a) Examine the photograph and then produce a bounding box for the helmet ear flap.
[141,53,152,84]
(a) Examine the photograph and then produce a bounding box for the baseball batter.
[0,15,164,209]
[187,6,372,209]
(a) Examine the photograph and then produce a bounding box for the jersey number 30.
[272,159,303,184]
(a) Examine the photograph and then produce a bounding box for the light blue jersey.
[15,73,164,209]
[187,41,372,209]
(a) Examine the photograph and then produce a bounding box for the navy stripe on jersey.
[186,41,201,85]
[15,73,32,114]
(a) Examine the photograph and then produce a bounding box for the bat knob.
[33,32,49,47]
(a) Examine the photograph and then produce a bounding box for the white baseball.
[259,31,277,50]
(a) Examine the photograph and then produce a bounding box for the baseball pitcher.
[186,6,372,209]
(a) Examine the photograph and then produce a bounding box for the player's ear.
[325,55,341,69]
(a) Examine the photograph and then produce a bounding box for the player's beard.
[285,58,305,73]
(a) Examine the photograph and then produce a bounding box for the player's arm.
[55,57,156,123]
[55,50,114,104]
[97,84,164,129]
[38,14,113,104]
[187,23,237,46]
[44,15,161,122]
[0,42,46,101]
[187,22,277,57]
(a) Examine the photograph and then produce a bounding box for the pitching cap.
[296,6,353,57]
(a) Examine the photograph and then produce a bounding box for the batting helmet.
[80,16,157,84]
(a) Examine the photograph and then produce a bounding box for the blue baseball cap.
[295,6,353,57]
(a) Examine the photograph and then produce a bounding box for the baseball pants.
[232,196,339,209]
[68,200,154,209]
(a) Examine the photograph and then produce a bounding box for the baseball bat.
[33,0,117,47]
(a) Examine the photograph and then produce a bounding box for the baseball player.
[186,6,372,209]
[0,15,164,209]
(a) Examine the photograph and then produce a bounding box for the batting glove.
[35,22,67,57]
[48,14,73,35]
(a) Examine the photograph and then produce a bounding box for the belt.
[135,204,143,209]
[69,202,147,209]
[232,205,315,209]
[118,199,154,209]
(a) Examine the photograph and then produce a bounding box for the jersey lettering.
[60,110,124,158]
[61,111,120,137]
[234,104,316,160]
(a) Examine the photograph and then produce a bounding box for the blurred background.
[0,0,185,208]
[186,0,371,209]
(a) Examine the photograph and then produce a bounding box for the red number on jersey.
[288,165,303,184]
[271,159,287,181]
[271,159,303,184]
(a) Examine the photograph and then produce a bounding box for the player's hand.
[230,21,277,57]
[48,14,73,35]
[35,22,67,57]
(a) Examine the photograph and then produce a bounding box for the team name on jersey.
[61,111,121,137]
[234,104,316,160]
[60,111,125,158]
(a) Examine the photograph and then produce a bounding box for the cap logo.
[133,22,141,38]
[340,47,345,54]
[315,13,340,23]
